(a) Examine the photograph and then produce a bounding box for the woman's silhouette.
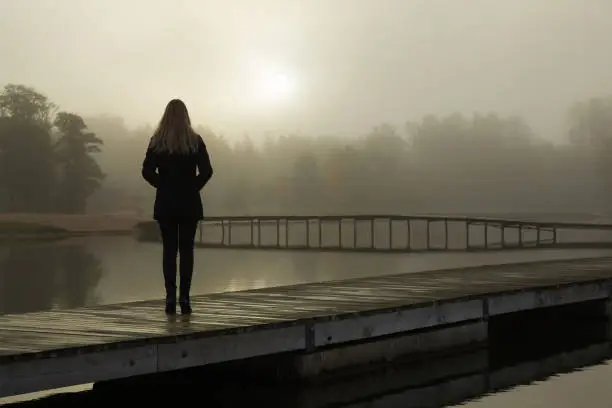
[142,99,213,315]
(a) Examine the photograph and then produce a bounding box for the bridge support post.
[370,219,375,250]
[338,219,342,249]
[228,220,232,245]
[406,219,411,251]
[444,219,449,250]
[285,219,289,248]
[276,219,280,247]
[389,218,393,250]
[257,219,261,246]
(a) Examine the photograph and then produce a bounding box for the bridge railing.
[184,214,612,252]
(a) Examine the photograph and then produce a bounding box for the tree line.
[0,84,104,213]
[1,82,612,217]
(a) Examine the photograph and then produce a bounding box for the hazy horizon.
[2,0,611,141]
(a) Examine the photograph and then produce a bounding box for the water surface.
[459,358,612,408]
[1,236,612,314]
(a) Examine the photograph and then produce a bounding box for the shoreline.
[0,230,133,240]
[0,213,144,242]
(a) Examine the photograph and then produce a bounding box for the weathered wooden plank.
[0,345,157,397]
[157,325,306,371]
[313,299,484,346]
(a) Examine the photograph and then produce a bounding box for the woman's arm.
[196,137,213,191]
[141,147,160,188]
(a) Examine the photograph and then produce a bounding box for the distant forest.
[1,83,611,217]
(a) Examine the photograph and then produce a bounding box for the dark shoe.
[165,298,176,315]
[179,298,192,315]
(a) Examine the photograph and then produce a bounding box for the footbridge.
[136,214,612,252]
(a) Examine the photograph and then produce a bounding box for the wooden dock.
[2,256,612,397]
[135,214,612,252]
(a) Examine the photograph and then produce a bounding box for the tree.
[54,112,105,213]
[0,85,57,212]
[568,96,612,148]
[291,153,324,212]
[0,84,56,128]
[567,96,612,209]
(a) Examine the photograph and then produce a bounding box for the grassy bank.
[0,213,146,240]
[0,221,71,242]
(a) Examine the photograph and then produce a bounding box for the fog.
[2,0,611,137]
[1,0,612,217]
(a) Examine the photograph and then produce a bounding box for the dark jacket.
[141,135,213,220]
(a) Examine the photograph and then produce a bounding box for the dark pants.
[157,219,199,301]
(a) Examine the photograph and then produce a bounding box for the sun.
[256,70,296,103]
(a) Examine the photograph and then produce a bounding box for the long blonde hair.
[149,99,199,154]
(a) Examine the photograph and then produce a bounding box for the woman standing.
[142,99,214,315]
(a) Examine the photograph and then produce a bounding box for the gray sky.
[1,0,611,140]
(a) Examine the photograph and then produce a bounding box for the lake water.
[461,360,612,408]
[2,236,612,315]
[2,236,612,406]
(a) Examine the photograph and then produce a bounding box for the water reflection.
[78,236,612,307]
[0,242,102,315]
